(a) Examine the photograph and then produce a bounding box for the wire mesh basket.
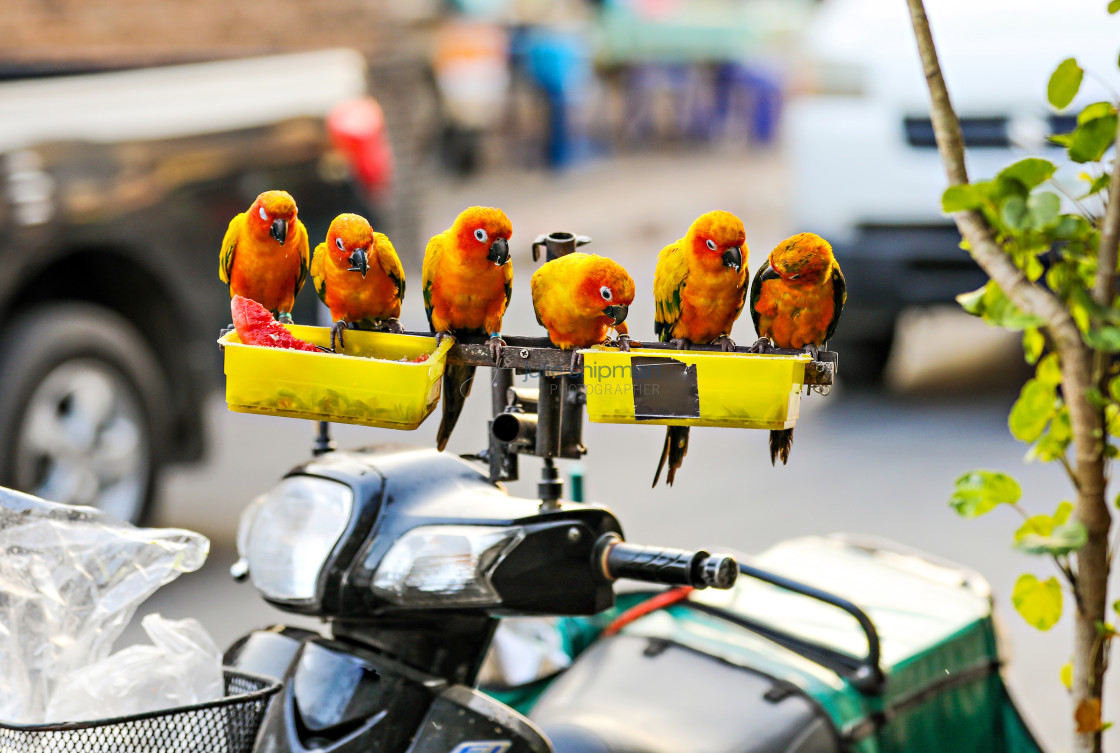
[0,669,279,753]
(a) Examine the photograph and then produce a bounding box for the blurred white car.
[785,0,1120,381]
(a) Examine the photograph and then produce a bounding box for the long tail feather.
[769,428,794,465]
[652,426,690,487]
[436,363,475,451]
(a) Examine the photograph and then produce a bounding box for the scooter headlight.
[370,525,523,607]
[240,476,353,603]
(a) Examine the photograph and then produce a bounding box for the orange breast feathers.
[754,277,836,349]
[319,234,404,324]
[221,190,309,315]
[531,253,635,349]
[423,206,514,335]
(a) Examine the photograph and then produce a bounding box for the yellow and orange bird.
[310,213,405,351]
[750,232,846,465]
[422,206,513,451]
[652,210,748,487]
[531,253,635,369]
[219,190,309,322]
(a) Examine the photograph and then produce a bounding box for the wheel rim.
[13,359,150,522]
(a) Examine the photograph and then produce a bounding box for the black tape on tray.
[630,356,700,420]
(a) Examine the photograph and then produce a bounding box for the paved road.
[138,147,1115,751]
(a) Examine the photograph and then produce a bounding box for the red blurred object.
[602,586,694,637]
[413,354,430,363]
[328,97,394,197]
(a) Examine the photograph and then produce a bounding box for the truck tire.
[0,302,170,524]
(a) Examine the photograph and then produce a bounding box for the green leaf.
[950,470,1022,517]
[1110,375,1120,402]
[1111,0,1120,12]
[942,183,989,213]
[1114,599,1120,615]
[1027,192,1061,228]
[1001,195,1030,230]
[1050,410,1072,443]
[1009,378,1056,441]
[1061,661,1073,690]
[1048,58,1084,110]
[1083,171,1111,197]
[1070,114,1118,163]
[1012,574,1063,630]
[1050,132,1074,148]
[1037,353,1062,385]
[1023,327,1045,364]
[1083,325,1120,352]
[1079,101,1116,124]
[998,158,1057,190]
[1015,521,1088,555]
[956,280,1045,330]
[1054,500,1074,525]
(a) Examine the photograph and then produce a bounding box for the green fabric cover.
[486,536,1045,753]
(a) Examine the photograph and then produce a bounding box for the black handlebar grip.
[597,535,738,589]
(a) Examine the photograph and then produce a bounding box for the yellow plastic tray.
[580,346,810,430]
[218,325,451,429]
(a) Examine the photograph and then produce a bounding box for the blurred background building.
[1,0,1118,748]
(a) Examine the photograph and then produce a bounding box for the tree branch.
[1094,135,1120,306]
[903,0,1078,349]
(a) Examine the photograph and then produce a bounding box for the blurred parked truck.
[0,50,401,523]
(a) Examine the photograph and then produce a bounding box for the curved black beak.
[348,247,369,277]
[603,304,629,326]
[487,237,510,266]
[758,262,781,284]
[722,246,742,272]
[270,218,288,245]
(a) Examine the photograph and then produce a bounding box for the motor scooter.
[220,232,1046,753]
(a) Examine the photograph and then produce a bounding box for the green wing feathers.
[310,243,328,304]
[653,243,687,343]
[825,264,847,343]
[218,213,244,285]
[375,232,406,301]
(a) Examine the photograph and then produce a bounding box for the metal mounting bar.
[397,332,835,386]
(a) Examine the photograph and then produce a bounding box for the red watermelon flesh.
[231,296,318,352]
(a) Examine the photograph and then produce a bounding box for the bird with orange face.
[531,252,635,370]
[310,213,405,351]
[750,232,846,465]
[652,210,748,487]
[219,190,309,322]
[422,206,513,451]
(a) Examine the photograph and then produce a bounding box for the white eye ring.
[474,228,488,243]
[706,239,717,251]
[335,238,345,251]
[600,286,612,301]
[259,207,268,221]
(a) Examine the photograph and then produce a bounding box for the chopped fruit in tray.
[231,295,318,352]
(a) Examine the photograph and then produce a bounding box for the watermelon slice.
[231,296,318,352]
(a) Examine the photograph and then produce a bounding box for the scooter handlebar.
[595,534,738,590]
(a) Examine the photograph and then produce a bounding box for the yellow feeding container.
[580,346,810,430]
[218,325,451,430]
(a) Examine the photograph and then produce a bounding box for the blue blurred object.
[514,29,595,169]
[714,62,781,144]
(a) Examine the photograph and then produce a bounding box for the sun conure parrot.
[310,213,405,351]
[531,252,635,370]
[652,210,747,487]
[219,190,309,322]
[422,206,513,451]
[750,232,846,465]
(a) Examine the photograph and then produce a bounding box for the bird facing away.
[750,231,846,465]
[652,210,748,487]
[531,252,635,369]
[310,213,405,351]
[422,206,513,451]
[219,190,309,322]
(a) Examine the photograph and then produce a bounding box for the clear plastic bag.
[0,486,209,724]
[46,614,224,722]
